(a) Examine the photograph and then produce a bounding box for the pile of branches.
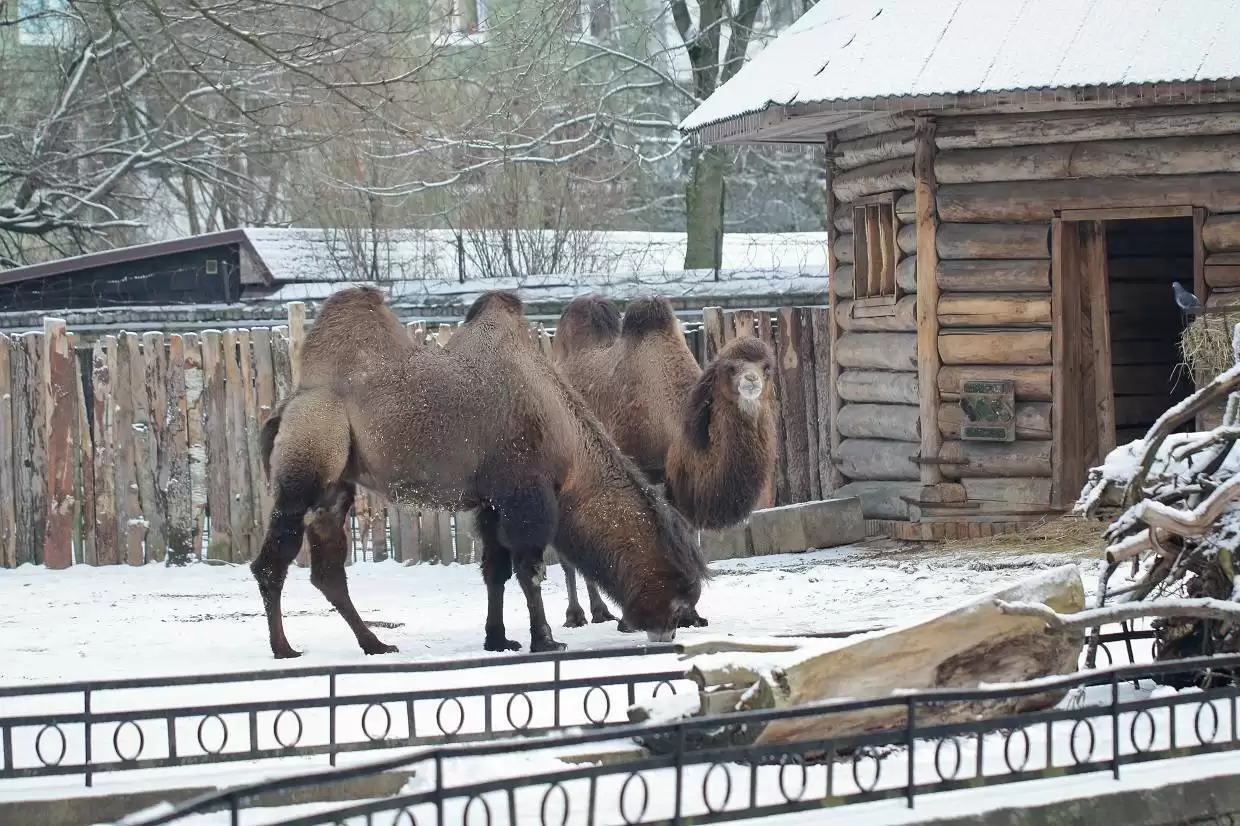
[1068,324,1240,681]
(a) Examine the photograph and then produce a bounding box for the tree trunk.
[684,145,727,269]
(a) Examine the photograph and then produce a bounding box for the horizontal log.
[832,481,921,519]
[1204,214,1240,253]
[833,156,914,203]
[936,135,1240,186]
[937,260,1049,292]
[832,261,916,299]
[897,224,917,255]
[937,294,1052,327]
[837,403,921,441]
[961,478,1053,508]
[837,369,920,405]
[1206,290,1240,308]
[1115,394,1178,428]
[936,223,1050,260]
[938,401,1051,441]
[938,106,1240,149]
[930,176,1240,223]
[836,296,918,332]
[1206,264,1240,289]
[1207,253,1240,267]
[1112,364,1180,396]
[939,331,1052,366]
[940,440,1053,479]
[836,332,918,372]
[835,129,915,172]
[835,235,853,264]
[938,365,1052,401]
[835,438,919,481]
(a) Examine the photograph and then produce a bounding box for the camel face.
[729,359,771,418]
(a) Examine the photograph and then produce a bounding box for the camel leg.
[477,506,521,652]
[583,580,617,624]
[561,557,588,628]
[307,482,398,656]
[514,551,565,653]
[252,483,313,659]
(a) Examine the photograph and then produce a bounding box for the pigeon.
[1173,281,1204,315]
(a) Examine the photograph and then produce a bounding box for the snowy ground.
[9,540,1219,826]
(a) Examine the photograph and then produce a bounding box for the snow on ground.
[6,541,1185,826]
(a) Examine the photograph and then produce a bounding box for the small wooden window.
[852,196,900,306]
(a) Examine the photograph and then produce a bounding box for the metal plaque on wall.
[959,379,1016,442]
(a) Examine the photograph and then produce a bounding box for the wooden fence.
[0,304,829,569]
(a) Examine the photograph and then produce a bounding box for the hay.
[943,515,1105,556]
[1180,312,1240,384]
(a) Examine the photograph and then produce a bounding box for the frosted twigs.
[995,597,1240,633]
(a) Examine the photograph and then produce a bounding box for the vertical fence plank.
[114,334,144,565]
[797,308,822,500]
[287,302,306,387]
[271,326,294,404]
[91,337,118,565]
[811,308,834,499]
[372,497,389,563]
[251,328,276,524]
[757,313,785,507]
[399,509,419,564]
[437,511,455,565]
[14,332,47,566]
[182,333,208,557]
[702,307,726,363]
[453,511,473,565]
[0,335,14,568]
[731,309,756,340]
[777,308,811,503]
[70,334,96,566]
[223,330,256,562]
[138,332,167,563]
[200,331,232,562]
[43,320,76,569]
[417,510,438,563]
[163,334,193,564]
[238,330,266,552]
[389,507,405,563]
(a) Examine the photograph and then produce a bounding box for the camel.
[551,294,778,629]
[254,286,708,659]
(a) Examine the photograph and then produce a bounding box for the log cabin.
[678,0,1240,539]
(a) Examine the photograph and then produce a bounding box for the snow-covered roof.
[679,0,1240,137]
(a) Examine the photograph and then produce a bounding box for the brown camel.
[254,286,708,658]
[550,294,777,629]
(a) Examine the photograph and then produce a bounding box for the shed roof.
[679,0,1240,140]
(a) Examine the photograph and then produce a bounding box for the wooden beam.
[1082,221,1116,461]
[1060,205,1194,221]
[824,143,844,491]
[914,116,942,486]
[1051,219,1081,508]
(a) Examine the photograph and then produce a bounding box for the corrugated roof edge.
[680,78,1240,144]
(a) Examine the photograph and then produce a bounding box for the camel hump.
[621,296,679,338]
[465,290,525,323]
[553,294,621,355]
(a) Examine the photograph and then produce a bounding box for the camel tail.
[259,398,288,482]
[621,296,679,338]
[553,294,621,356]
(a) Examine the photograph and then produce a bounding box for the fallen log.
[630,564,1085,749]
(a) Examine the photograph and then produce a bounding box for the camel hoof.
[363,641,399,655]
[616,618,638,634]
[679,614,709,628]
[485,637,522,652]
[273,647,303,660]
[531,638,568,653]
[591,609,617,624]
[564,607,588,628]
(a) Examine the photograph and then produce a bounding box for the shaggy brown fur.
[255,286,707,659]
[551,294,778,629]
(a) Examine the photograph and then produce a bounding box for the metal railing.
[110,648,1240,826]
[0,644,688,788]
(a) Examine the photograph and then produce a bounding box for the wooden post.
[797,307,821,499]
[223,330,256,561]
[70,334,96,566]
[182,333,209,559]
[42,319,75,569]
[287,302,306,387]
[139,332,167,563]
[1082,222,1116,461]
[1051,219,1082,507]
[114,334,144,565]
[90,337,118,565]
[777,307,811,503]
[731,309,755,340]
[702,307,726,363]
[163,334,194,564]
[914,116,943,488]
[238,329,266,552]
[811,308,833,497]
[251,328,277,525]
[758,312,783,506]
[1194,206,1209,430]
[200,331,232,562]
[0,335,15,568]
[824,141,845,492]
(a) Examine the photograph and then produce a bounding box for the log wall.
[828,104,1240,520]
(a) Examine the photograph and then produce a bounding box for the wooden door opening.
[1053,214,1196,507]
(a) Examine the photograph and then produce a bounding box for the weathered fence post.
[43,319,75,570]
[138,331,167,563]
[0,334,16,569]
[811,308,834,496]
[70,332,96,566]
[114,333,144,565]
[182,333,209,558]
[287,302,306,387]
[757,312,785,507]
[164,334,193,565]
[91,337,118,565]
[199,330,232,562]
[702,307,726,362]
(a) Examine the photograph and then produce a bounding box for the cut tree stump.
[630,564,1085,750]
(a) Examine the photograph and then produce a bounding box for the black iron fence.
[0,644,689,788]
[108,649,1240,826]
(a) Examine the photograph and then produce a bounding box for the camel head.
[713,336,775,418]
[465,290,526,324]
